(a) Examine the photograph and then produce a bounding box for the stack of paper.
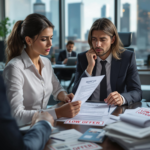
[104,107,150,150]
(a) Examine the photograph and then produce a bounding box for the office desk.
[52,64,76,70]
[137,65,150,71]
[44,101,143,150]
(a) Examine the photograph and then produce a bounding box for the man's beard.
[93,47,110,57]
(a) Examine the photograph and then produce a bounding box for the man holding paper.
[72,18,142,106]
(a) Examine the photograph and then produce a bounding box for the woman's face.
[30,27,53,56]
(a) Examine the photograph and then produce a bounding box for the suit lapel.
[71,52,74,57]
[64,50,67,59]
[111,57,121,92]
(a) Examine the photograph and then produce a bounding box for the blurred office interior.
[0,0,150,105]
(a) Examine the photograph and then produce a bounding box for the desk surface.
[137,65,150,71]
[0,65,150,71]
[43,101,144,150]
[52,64,76,69]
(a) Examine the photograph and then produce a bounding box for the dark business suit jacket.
[0,75,51,150]
[56,49,77,64]
[72,50,142,105]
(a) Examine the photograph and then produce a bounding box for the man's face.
[91,30,115,59]
[66,44,74,52]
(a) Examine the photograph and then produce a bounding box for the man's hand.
[55,101,81,118]
[31,112,54,127]
[104,91,123,106]
[63,93,74,103]
[63,58,68,64]
[86,49,97,75]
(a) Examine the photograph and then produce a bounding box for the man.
[56,40,77,64]
[56,41,77,81]
[72,18,142,106]
[0,75,54,150]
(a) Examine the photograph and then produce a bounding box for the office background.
[0,0,150,102]
[0,0,150,63]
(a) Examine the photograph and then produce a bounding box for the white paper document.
[57,103,117,126]
[105,121,150,138]
[78,102,116,116]
[120,107,150,127]
[72,76,104,105]
[48,129,102,150]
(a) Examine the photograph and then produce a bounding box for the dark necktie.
[100,61,107,101]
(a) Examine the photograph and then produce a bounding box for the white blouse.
[3,50,65,126]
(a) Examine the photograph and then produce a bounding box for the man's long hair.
[88,18,124,60]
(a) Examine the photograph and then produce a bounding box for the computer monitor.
[66,57,77,66]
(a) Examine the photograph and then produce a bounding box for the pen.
[147,103,150,107]
[108,105,111,113]
[50,137,65,141]
[96,130,105,139]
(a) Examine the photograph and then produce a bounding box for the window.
[65,0,114,53]
[118,0,150,64]
[5,0,59,57]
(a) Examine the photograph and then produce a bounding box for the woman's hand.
[57,91,74,103]
[55,101,81,118]
[63,93,74,103]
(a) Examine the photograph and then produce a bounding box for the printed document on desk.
[72,76,104,105]
[57,103,116,121]
[49,129,102,150]
[57,103,117,126]
[78,102,116,116]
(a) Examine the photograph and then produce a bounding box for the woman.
[3,13,81,126]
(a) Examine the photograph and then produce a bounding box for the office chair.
[118,32,134,51]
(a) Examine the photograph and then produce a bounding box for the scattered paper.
[48,129,102,150]
[57,103,116,123]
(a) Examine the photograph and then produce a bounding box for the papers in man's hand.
[72,76,104,105]
[49,129,102,150]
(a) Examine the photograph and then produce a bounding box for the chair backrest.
[118,32,134,51]
[54,49,64,62]
[55,53,59,62]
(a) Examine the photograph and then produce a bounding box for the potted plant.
[0,17,14,62]
[51,53,56,64]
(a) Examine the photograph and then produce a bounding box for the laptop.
[66,57,77,66]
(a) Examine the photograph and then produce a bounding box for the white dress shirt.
[3,50,65,126]
[85,53,126,104]
[62,50,72,64]
[66,49,72,58]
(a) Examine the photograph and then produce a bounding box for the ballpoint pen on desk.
[108,105,111,114]
[147,103,150,107]
[50,137,65,142]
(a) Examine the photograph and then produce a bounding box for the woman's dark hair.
[5,13,54,64]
